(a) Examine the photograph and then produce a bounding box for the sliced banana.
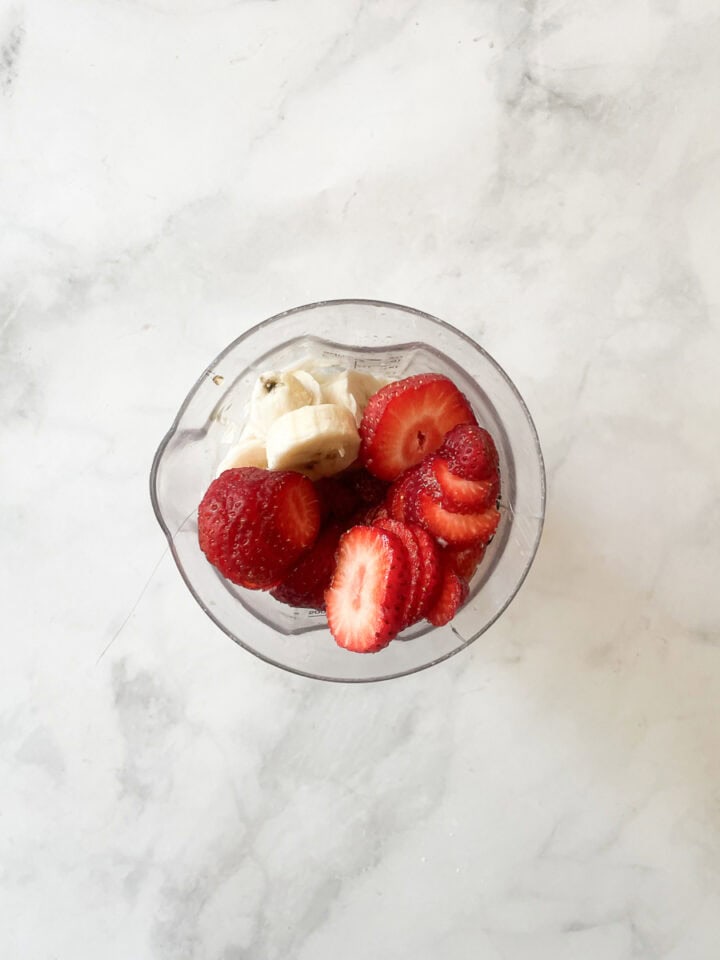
[291,369,323,404]
[215,433,268,476]
[265,404,360,479]
[248,370,322,436]
[321,369,389,425]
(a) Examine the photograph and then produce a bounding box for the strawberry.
[386,463,434,523]
[431,456,498,512]
[198,467,321,588]
[444,541,487,580]
[374,518,423,627]
[325,525,410,652]
[359,374,477,481]
[437,424,499,481]
[411,526,443,621]
[387,466,419,523]
[426,557,469,627]
[271,524,343,610]
[416,489,500,545]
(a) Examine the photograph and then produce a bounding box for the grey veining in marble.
[2,1,720,957]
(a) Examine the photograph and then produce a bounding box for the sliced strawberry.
[271,524,343,610]
[444,541,487,580]
[411,526,442,621]
[416,489,500,545]
[431,456,498,512]
[437,424,499,481]
[325,525,410,653]
[387,467,417,522]
[374,518,422,628]
[360,374,477,481]
[386,463,432,523]
[426,558,469,627]
[273,472,323,549]
[198,468,321,588]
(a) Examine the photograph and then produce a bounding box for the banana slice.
[321,370,389,426]
[215,433,268,476]
[292,369,323,404]
[249,370,322,436]
[265,404,360,479]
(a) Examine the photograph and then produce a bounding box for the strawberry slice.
[426,557,469,627]
[271,524,343,610]
[360,374,477,481]
[444,541,487,580]
[325,525,410,653]
[437,424,499,481]
[387,465,422,522]
[198,468,321,588]
[416,489,500,545]
[411,526,442,621]
[431,456,498,512]
[387,461,438,524]
[374,518,423,627]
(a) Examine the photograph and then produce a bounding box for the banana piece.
[291,369,323,404]
[249,370,322,436]
[265,404,360,479]
[321,370,389,426]
[215,433,267,476]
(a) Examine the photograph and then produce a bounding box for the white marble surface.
[2,0,720,956]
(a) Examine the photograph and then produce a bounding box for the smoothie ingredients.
[199,369,502,653]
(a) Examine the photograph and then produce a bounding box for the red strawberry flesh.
[411,525,443,621]
[325,525,409,653]
[417,489,500,545]
[426,559,469,627]
[432,457,498,512]
[360,374,477,481]
[374,518,423,628]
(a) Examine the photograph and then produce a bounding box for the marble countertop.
[3,1,720,957]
